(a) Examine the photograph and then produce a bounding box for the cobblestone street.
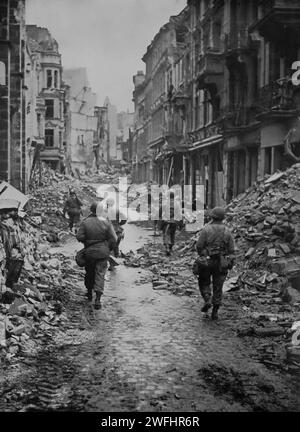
[2,224,299,412]
[2,0,300,419]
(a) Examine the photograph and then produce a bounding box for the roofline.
[141,5,189,63]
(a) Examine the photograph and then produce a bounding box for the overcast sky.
[26,0,186,112]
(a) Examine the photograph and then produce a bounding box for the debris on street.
[124,164,300,374]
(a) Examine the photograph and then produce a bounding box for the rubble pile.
[226,163,300,295]
[125,165,300,299]
[85,169,132,185]
[28,170,96,236]
[0,212,69,363]
[1,164,111,364]
[29,163,71,189]
[124,230,198,296]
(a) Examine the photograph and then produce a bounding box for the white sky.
[26,0,187,112]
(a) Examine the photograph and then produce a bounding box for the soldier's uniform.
[76,202,117,309]
[161,194,182,256]
[63,192,83,232]
[196,207,235,320]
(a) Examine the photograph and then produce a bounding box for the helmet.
[210,207,225,221]
[90,201,99,214]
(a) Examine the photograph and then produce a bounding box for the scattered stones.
[226,164,300,291]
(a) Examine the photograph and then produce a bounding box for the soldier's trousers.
[162,222,177,246]
[85,259,107,295]
[68,212,80,230]
[198,258,227,307]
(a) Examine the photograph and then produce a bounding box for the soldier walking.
[76,202,117,309]
[63,190,83,234]
[104,196,127,270]
[161,190,182,256]
[195,207,235,320]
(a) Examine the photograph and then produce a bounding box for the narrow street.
[2,0,300,419]
[2,222,298,413]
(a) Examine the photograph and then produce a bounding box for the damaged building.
[132,0,300,208]
[0,0,26,192]
[26,25,65,172]
[93,105,110,169]
[132,7,190,185]
[63,68,98,173]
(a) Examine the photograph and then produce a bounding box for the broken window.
[203,89,212,125]
[37,114,42,136]
[249,148,258,186]
[237,150,246,195]
[46,69,52,88]
[264,147,272,175]
[54,70,58,88]
[45,99,54,118]
[45,129,54,147]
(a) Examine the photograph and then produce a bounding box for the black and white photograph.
[0,0,299,417]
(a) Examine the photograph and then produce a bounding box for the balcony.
[187,123,222,147]
[171,87,190,109]
[224,28,251,54]
[197,51,223,78]
[255,79,298,119]
[221,106,256,129]
[252,0,300,38]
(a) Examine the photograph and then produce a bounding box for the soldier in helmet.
[63,190,83,234]
[195,207,235,320]
[76,201,117,309]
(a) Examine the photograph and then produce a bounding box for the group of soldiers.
[63,188,235,320]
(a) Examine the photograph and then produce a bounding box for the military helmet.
[90,201,98,214]
[210,207,225,221]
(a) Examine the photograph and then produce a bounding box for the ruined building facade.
[0,0,26,191]
[132,0,300,208]
[132,8,190,185]
[25,32,45,187]
[63,68,99,173]
[94,105,109,168]
[117,110,134,163]
[26,25,65,172]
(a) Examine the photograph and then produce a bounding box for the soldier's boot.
[201,302,212,313]
[94,292,102,310]
[211,305,219,320]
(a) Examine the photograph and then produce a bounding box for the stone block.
[270,257,300,278]
[254,326,285,337]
